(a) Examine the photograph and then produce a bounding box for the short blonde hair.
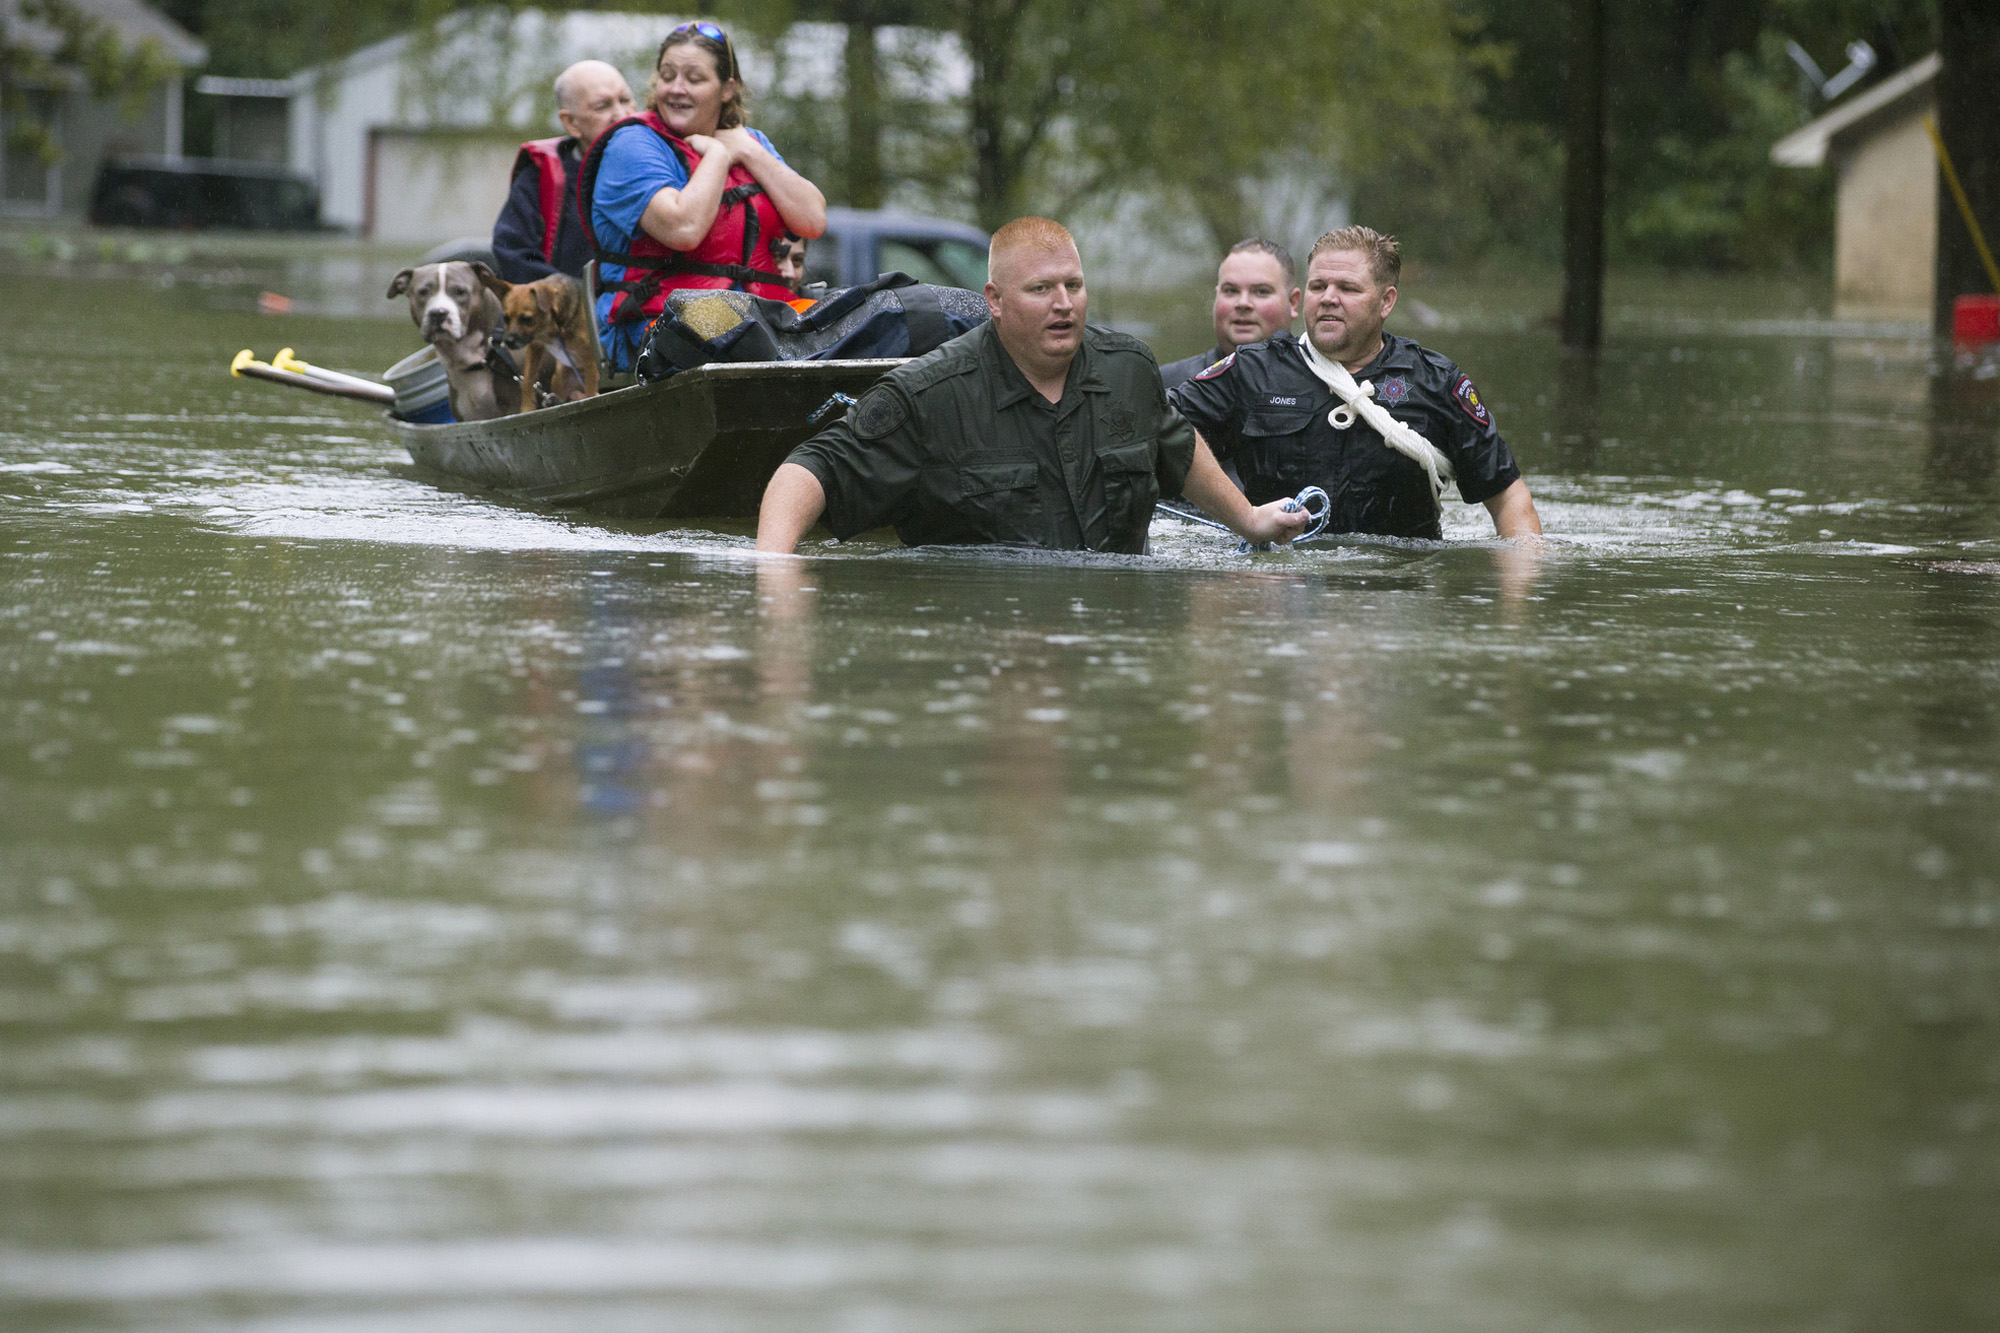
[1307,225,1400,287]
[988,216,1077,282]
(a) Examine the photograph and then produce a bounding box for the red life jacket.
[575,110,790,324]
[511,137,569,264]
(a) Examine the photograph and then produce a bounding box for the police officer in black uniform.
[1158,237,1301,392]
[756,217,1310,554]
[1170,226,1542,541]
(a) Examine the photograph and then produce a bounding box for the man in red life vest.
[491,60,636,283]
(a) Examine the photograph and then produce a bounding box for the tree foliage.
[150,0,1953,272]
[1061,0,1473,252]
[2,0,181,165]
[1432,0,1943,269]
[156,0,458,78]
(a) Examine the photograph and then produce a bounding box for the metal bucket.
[384,346,454,424]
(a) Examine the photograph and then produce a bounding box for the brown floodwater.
[1,259,1997,1331]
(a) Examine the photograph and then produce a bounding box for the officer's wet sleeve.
[1165,361,1247,463]
[783,384,924,540]
[1153,402,1198,500]
[1438,379,1522,506]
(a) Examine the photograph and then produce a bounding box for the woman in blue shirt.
[578,22,826,370]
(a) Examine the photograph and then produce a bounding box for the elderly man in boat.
[577,21,825,374]
[755,217,1311,554]
[491,60,637,283]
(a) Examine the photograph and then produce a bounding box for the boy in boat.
[773,233,808,293]
[754,217,1310,554]
[1168,225,1543,541]
[1159,238,1302,392]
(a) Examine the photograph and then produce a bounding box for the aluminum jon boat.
[384,359,903,520]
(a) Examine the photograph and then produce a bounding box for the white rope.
[1295,337,1454,510]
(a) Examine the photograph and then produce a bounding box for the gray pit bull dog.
[386,261,512,422]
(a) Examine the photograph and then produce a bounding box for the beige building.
[1772,53,1940,320]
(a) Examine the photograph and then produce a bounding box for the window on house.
[2,89,62,214]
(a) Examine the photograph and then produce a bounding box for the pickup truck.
[801,207,990,291]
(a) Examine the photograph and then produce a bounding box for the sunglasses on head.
[668,21,737,81]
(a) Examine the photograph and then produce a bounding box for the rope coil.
[1295,338,1453,510]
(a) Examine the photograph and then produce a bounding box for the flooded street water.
[2,261,1998,1331]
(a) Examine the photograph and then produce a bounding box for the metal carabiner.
[1282,485,1332,541]
[809,392,857,425]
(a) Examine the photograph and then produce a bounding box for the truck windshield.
[879,237,987,290]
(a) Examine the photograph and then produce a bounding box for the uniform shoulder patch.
[1194,351,1236,381]
[852,386,909,439]
[1452,374,1492,427]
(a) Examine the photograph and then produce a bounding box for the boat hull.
[385,359,903,519]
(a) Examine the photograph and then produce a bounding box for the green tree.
[1933,0,2000,331]
[1060,0,1473,253]
[1454,0,1939,270]
[156,0,449,78]
[724,0,1085,228]
[2,0,179,167]
[720,0,949,210]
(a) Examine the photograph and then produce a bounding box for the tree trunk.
[964,0,1019,232]
[1192,177,1246,258]
[1933,0,2000,335]
[1560,0,1605,352]
[843,21,884,209]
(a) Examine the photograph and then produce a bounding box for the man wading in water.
[755,217,1310,554]
[1158,237,1302,392]
[1170,226,1542,541]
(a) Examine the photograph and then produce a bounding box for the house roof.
[0,0,207,69]
[1771,51,1939,168]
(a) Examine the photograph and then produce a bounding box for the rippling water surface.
[2,265,1998,1331]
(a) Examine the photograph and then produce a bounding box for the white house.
[1771,52,1941,319]
[279,7,967,244]
[0,0,206,217]
[258,4,1332,291]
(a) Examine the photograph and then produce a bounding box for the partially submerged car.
[90,157,320,230]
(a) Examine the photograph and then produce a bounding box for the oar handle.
[230,349,397,405]
[273,348,394,396]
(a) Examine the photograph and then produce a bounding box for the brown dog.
[476,270,598,412]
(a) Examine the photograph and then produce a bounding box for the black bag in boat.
[633,271,989,382]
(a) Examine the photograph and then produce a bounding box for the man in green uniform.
[755,217,1310,554]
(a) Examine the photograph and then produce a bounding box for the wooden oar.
[230,349,397,406]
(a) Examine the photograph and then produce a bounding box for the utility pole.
[1560,0,1605,352]
[1933,0,2000,334]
